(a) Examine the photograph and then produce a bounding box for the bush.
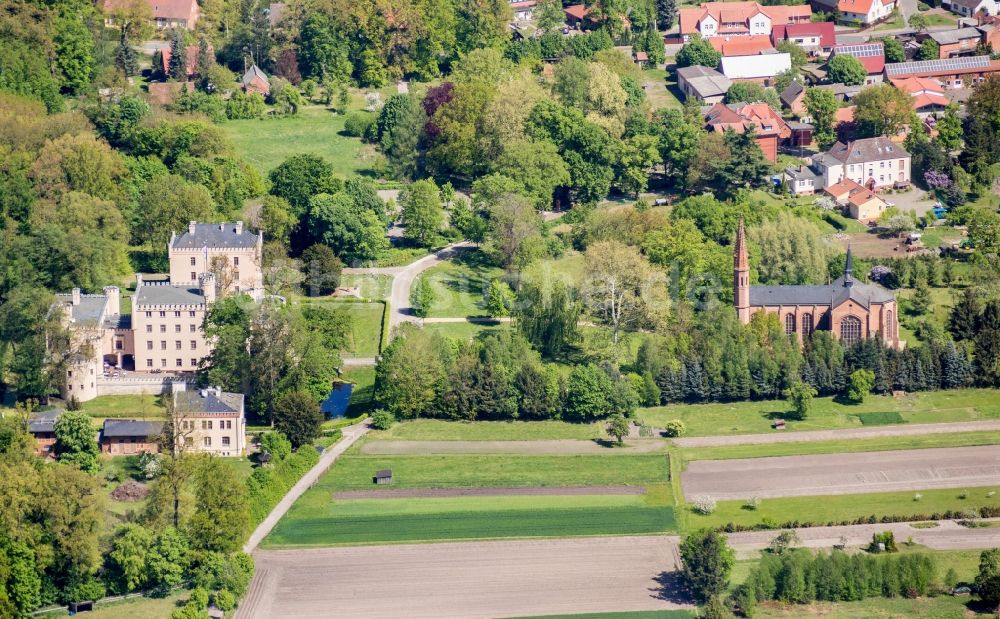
[692,495,717,515]
[259,432,292,462]
[743,497,761,511]
[213,589,236,611]
[868,531,897,553]
[370,409,395,430]
[246,446,320,525]
[663,419,686,437]
[343,111,376,138]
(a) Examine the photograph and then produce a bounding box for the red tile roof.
[634,51,649,61]
[832,42,885,74]
[704,102,791,138]
[564,3,590,19]
[709,34,775,56]
[160,44,212,76]
[890,76,945,94]
[825,177,865,199]
[834,106,855,125]
[779,21,836,49]
[679,1,811,36]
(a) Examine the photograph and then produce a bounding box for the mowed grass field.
[373,419,605,441]
[222,106,371,175]
[681,485,1000,532]
[264,445,675,546]
[639,388,1000,436]
[416,251,503,318]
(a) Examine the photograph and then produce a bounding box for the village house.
[101,419,164,455]
[780,81,807,115]
[890,76,951,117]
[884,55,1000,88]
[242,64,271,96]
[942,0,999,17]
[510,0,537,21]
[813,0,896,25]
[824,178,891,222]
[678,1,812,41]
[831,42,886,85]
[173,386,246,457]
[734,221,902,348]
[27,410,62,458]
[709,34,776,56]
[159,44,213,79]
[923,27,987,58]
[704,102,791,162]
[812,136,912,190]
[103,0,199,29]
[53,221,264,403]
[771,22,836,55]
[677,65,732,103]
[785,164,821,195]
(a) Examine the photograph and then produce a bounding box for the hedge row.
[718,505,1000,533]
[245,446,321,525]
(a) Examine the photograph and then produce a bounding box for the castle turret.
[200,272,216,304]
[734,218,750,324]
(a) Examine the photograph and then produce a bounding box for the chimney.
[189,221,197,235]
[103,286,120,316]
[71,288,81,306]
[235,221,243,235]
[135,273,143,287]
[200,272,216,304]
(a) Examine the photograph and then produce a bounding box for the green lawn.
[678,430,1000,462]
[223,106,372,176]
[681,485,1000,532]
[523,252,587,288]
[421,321,509,342]
[302,300,384,356]
[318,452,668,491]
[638,388,1000,436]
[372,419,605,441]
[417,251,503,318]
[81,394,166,419]
[376,245,439,268]
[643,67,683,110]
[338,365,376,416]
[339,273,393,300]
[39,590,189,618]
[264,492,676,546]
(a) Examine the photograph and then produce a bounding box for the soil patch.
[110,479,149,502]
[333,485,647,500]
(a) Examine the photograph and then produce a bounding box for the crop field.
[682,485,1000,531]
[264,492,676,546]
[638,388,1000,436]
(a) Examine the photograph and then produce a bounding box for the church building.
[733,219,902,349]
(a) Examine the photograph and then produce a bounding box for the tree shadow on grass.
[650,570,694,605]
[592,438,627,449]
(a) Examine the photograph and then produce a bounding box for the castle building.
[54,221,263,402]
[733,219,902,349]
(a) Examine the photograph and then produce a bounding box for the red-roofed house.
[704,102,791,161]
[826,179,889,221]
[511,0,537,21]
[831,0,896,24]
[890,76,951,117]
[771,22,836,55]
[564,4,591,28]
[831,43,885,84]
[104,0,199,29]
[834,105,856,126]
[709,35,776,56]
[678,1,811,40]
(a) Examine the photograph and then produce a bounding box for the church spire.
[844,245,854,287]
[734,218,750,324]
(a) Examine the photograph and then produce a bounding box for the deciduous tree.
[826,54,866,86]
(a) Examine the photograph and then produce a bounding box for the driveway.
[384,242,475,333]
[681,445,1000,500]
[236,536,687,619]
[888,187,938,217]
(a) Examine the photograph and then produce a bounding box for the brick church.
[733,219,902,349]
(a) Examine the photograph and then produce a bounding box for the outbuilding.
[374,469,393,485]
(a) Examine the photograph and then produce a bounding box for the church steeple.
[734,218,750,324]
[844,245,854,288]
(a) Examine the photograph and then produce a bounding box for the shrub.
[663,419,686,437]
[743,497,761,511]
[913,493,922,501]
[692,495,717,515]
[370,409,395,430]
[343,111,376,137]
[959,490,969,499]
[868,531,897,553]
[213,589,236,612]
[246,446,320,525]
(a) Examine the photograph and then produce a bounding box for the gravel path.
[673,419,1000,448]
[242,420,370,553]
[682,445,1000,500]
[360,439,666,455]
[333,485,647,500]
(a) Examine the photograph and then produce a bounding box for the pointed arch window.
[802,313,813,336]
[840,315,862,347]
[784,314,796,334]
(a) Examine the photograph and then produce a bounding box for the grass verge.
[373,419,605,441]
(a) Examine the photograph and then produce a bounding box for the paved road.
[340,356,376,366]
[673,419,1000,448]
[241,420,369,553]
[682,445,1000,500]
[236,536,687,619]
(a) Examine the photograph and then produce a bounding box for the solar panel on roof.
[885,55,991,76]
[833,42,883,58]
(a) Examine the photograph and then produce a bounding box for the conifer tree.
[115,30,138,77]
[168,29,187,81]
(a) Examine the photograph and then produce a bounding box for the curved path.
[672,419,1000,448]
[242,419,369,554]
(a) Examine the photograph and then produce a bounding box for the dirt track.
[673,419,1000,448]
[682,445,1000,500]
[235,536,687,619]
[360,439,666,455]
[333,485,646,500]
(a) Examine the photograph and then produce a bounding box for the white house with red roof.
[678,1,811,40]
[771,22,836,55]
[819,0,896,24]
[104,0,199,29]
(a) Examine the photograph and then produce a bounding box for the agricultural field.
[638,388,1000,436]
[509,612,695,619]
[264,437,675,546]
[223,106,373,176]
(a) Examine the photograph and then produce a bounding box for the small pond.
[320,382,354,419]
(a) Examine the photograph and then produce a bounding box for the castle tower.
[734,218,750,324]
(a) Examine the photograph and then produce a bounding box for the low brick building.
[28,410,62,458]
[101,419,163,455]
